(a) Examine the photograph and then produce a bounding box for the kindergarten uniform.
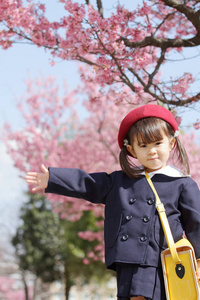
[45,165,200,299]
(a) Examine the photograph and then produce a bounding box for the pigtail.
[173,137,190,175]
[119,146,144,179]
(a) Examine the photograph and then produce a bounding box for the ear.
[126,145,137,158]
[169,137,176,151]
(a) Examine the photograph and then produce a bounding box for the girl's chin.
[146,165,166,173]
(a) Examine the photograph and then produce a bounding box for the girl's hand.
[25,164,49,192]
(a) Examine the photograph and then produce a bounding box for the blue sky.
[0,0,200,247]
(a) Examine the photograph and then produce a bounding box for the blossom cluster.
[1,0,200,104]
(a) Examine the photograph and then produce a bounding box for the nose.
[148,146,156,155]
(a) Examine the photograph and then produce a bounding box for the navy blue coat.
[45,167,200,271]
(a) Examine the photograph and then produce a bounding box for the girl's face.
[127,131,175,173]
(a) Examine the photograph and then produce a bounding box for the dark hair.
[119,117,190,179]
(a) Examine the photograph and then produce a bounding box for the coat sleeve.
[179,178,200,259]
[45,167,115,204]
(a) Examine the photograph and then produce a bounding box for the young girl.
[25,104,200,300]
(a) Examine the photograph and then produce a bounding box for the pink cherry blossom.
[0,276,33,300]
[1,0,200,109]
[3,73,200,263]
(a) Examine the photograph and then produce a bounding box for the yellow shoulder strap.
[145,170,181,264]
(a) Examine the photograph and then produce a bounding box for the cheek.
[136,151,145,161]
[163,150,171,160]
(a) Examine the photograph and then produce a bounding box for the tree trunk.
[32,276,38,300]
[21,270,29,300]
[64,266,73,300]
[65,281,70,300]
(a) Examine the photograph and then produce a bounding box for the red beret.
[118,104,179,149]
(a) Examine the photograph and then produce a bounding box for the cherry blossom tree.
[3,74,131,261]
[3,75,200,263]
[1,0,200,116]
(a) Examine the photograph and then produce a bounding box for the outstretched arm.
[25,164,49,192]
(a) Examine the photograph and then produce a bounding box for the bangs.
[128,118,173,145]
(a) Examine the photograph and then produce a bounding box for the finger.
[25,174,37,179]
[25,176,37,182]
[26,179,39,184]
[26,172,38,176]
[41,164,48,174]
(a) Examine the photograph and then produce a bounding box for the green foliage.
[12,193,114,297]
[12,193,64,282]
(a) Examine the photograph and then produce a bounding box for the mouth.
[148,157,158,161]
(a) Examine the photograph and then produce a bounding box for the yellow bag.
[161,238,199,300]
[145,171,200,300]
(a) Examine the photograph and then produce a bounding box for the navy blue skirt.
[116,264,166,300]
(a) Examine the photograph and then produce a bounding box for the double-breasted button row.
[122,197,153,243]
[129,198,154,205]
[122,234,147,242]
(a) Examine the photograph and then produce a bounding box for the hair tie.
[123,139,129,146]
[174,130,179,138]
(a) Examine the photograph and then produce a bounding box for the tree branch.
[93,29,136,91]
[76,54,99,66]
[161,0,200,32]
[144,48,166,91]
[120,35,200,49]
[127,65,200,106]
[119,0,200,50]
[96,0,103,18]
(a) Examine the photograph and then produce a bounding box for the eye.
[140,144,147,148]
[155,141,162,145]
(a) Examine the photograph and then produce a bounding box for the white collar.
[141,165,190,178]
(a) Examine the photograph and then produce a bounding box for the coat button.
[143,216,149,223]
[147,198,154,205]
[126,215,133,221]
[129,198,136,204]
[122,234,129,241]
[140,235,147,242]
